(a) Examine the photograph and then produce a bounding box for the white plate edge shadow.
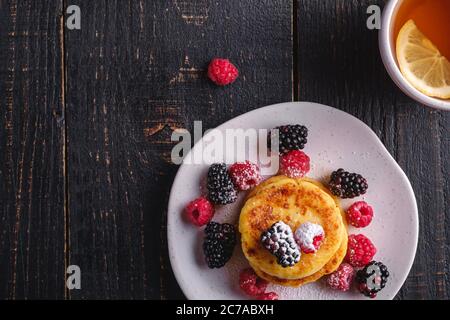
[167,101,419,300]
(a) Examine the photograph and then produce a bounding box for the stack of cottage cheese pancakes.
[239,176,348,286]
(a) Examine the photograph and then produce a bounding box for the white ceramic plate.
[167,102,418,300]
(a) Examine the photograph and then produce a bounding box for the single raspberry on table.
[239,268,268,297]
[229,161,261,191]
[345,234,377,268]
[279,150,310,178]
[207,58,239,86]
[326,263,355,291]
[257,292,279,300]
[184,197,214,226]
[347,201,374,228]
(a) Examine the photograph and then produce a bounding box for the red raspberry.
[239,268,268,297]
[279,150,310,178]
[257,292,279,300]
[184,197,214,227]
[207,58,239,86]
[345,234,377,268]
[229,161,261,191]
[305,234,323,254]
[326,263,354,291]
[347,201,374,228]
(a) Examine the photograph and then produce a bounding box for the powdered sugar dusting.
[279,150,310,178]
[294,222,325,253]
[229,161,262,191]
[326,263,354,291]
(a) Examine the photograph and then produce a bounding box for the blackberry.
[269,124,308,154]
[356,261,389,298]
[203,222,236,268]
[328,169,368,199]
[207,163,238,205]
[261,221,301,268]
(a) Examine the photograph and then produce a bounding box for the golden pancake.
[246,175,295,199]
[248,176,337,200]
[239,176,345,280]
[248,178,348,287]
[241,176,348,286]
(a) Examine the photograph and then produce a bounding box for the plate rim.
[167,101,419,300]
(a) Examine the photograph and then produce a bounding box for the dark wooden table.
[0,0,448,300]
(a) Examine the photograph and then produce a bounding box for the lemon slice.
[396,19,450,99]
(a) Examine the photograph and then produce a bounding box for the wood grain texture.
[296,0,449,299]
[0,0,66,299]
[0,0,448,300]
[64,0,292,299]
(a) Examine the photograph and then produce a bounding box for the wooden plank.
[65,0,292,299]
[296,0,449,299]
[0,0,66,299]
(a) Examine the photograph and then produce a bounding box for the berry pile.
[326,196,388,298]
[203,222,237,269]
[356,261,389,298]
[328,169,368,199]
[269,124,308,154]
[261,221,301,268]
[185,162,262,271]
[326,235,388,297]
[325,165,386,297]
[207,163,238,205]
